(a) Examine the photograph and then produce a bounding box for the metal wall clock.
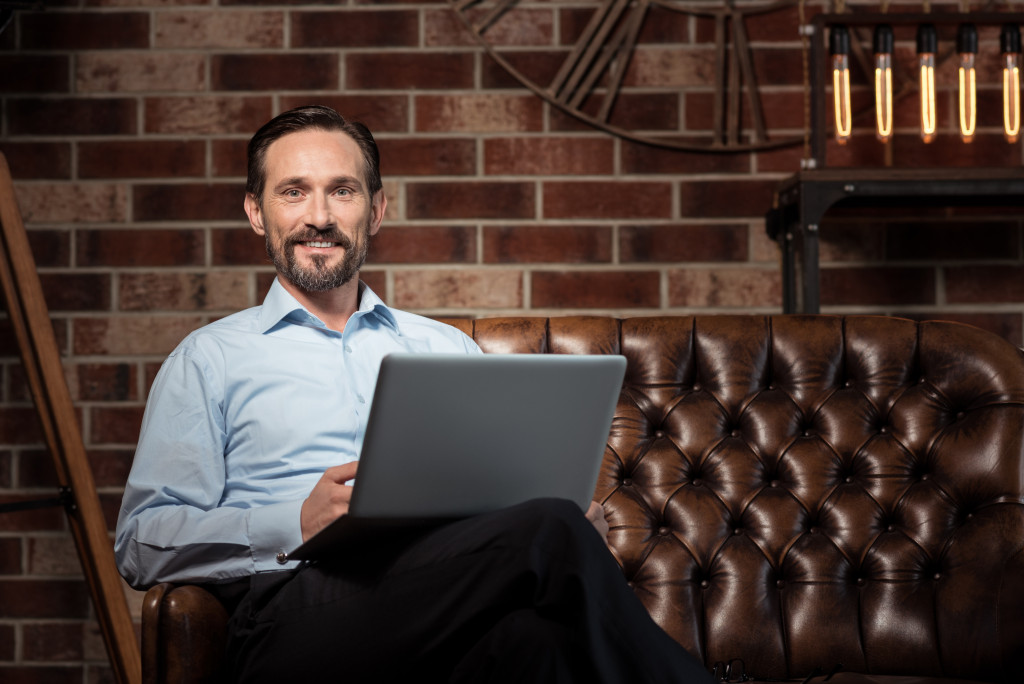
[451,0,804,152]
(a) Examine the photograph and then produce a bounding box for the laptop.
[289,352,627,559]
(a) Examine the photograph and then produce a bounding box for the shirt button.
[356,394,366,404]
[344,345,353,353]
[275,552,288,564]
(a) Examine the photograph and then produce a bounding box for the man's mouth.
[302,240,337,248]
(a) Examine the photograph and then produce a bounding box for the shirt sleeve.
[114,345,304,589]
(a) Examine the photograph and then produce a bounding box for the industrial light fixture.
[958,23,978,143]
[1002,24,1021,143]
[873,25,894,143]
[917,24,938,143]
[830,25,852,145]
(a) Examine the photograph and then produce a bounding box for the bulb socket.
[830,24,850,56]
[1002,24,1022,54]
[917,24,938,54]
[873,24,894,55]
[957,23,978,55]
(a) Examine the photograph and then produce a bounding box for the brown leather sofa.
[141,315,1024,684]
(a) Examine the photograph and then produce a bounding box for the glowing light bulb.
[873,25,894,143]
[957,23,978,143]
[1001,24,1021,143]
[917,24,937,143]
[830,25,852,145]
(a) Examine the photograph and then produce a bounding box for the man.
[115,105,711,683]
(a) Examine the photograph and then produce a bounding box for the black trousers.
[222,498,711,684]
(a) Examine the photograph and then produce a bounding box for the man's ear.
[244,193,266,236]
[368,190,387,237]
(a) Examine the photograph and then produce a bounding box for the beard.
[265,223,370,293]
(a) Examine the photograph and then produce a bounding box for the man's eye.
[286,189,302,198]
[335,188,351,197]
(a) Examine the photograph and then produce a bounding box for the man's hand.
[300,461,359,542]
[585,501,610,544]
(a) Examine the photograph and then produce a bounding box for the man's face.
[243,129,386,293]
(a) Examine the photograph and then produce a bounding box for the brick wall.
[1,0,1022,680]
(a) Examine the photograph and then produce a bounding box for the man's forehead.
[264,128,363,175]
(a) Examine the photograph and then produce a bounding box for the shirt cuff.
[248,499,305,572]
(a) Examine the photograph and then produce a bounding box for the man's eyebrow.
[272,176,365,193]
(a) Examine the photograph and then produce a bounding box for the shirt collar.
[258,278,399,334]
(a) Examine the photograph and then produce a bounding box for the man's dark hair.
[246,105,382,202]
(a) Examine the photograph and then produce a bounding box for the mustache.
[288,230,354,248]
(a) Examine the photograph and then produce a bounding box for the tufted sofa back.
[441,314,1024,684]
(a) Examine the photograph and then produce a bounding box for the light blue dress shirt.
[114,279,481,589]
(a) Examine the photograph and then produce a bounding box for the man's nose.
[305,192,334,229]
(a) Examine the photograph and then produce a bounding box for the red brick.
[636,4,693,44]
[407,182,535,220]
[69,364,137,402]
[0,451,10,490]
[392,269,523,309]
[22,623,83,662]
[423,8,480,48]
[368,225,475,264]
[87,449,134,489]
[29,230,71,268]
[620,224,748,262]
[543,181,672,220]
[212,228,270,266]
[532,271,660,309]
[946,266,1024,304]
[0,55,69,93]
[0,580,90,618]
[1,143,72,180]
[0,498,63,533]
[73,316,204,356]
[76,229,204,268]
[820,267,935,306]
[133,183,245,222]
[624,46,717,88]
[24,540,80,577]
[668,267,782,307]
[89,406,145,445]
[7,98,136,136]
[212,139,249,178]
[684,90,806,140]
[376,138,477,176]
[78,140,205,179]
[15,449,61,490]
[145,96,272,135]
[482,225,612,263]
[76,52,205,93]
[278,94,410,132]
[678,180,776,219]
[436,7,554,47]
[119,272,250,311]
[602,92,683,133]
[620,141,751,175]
[415,94,543,132]
[482,50,565,90]
[38,273,110,312]
[212,53,338,91]
[21,11,149,50]
[292,9,419,47]
[155,10,283,49]
[14,183,127,224]
[0,540,19,575]
[347,53,474,89]
[484,137,613,175]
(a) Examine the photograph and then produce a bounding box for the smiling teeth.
[306,241,334,248]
